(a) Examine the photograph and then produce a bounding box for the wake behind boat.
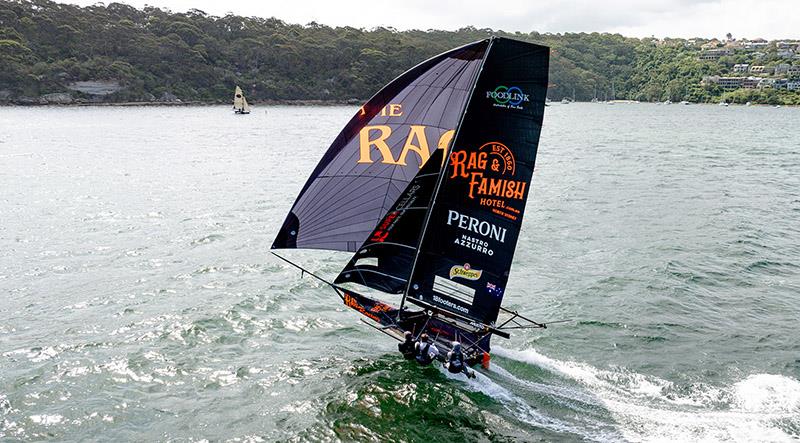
[272,36,550,372]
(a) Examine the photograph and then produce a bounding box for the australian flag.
[486,282,504,298]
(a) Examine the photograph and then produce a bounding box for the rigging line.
[360,319,403,342]
[270,252,336,289]
[498,306,546,328]
[461,332,490,356]
[399,38,495,317]
[413,312,433,341]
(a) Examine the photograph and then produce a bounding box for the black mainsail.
[403,38,549,327]
[273,37,549,369]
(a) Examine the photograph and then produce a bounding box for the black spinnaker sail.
[273,41,489,252]
[273,37,549,369]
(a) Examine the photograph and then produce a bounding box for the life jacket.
[415,342,433,365]
[447,350,465,373]
[398,340,415,359]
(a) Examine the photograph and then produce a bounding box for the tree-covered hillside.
[0,0,798,105]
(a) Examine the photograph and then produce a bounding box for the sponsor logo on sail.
[454,234,494,256]
[486,86,529,110]
[449,263,483,280]
[357,123,455,169]
[449,141,527,221]
[370,210,399,243]
[447,210,506,243]
[433,294,470,314]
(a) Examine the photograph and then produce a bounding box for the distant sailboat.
[233,86,251,114]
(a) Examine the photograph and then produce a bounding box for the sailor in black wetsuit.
[445,341,476,378]
[414,333,439,366]
[398,331,415,360]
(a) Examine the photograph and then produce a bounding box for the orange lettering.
[450,151,468,178]
[359,125,397,164]
[396,125,430,166]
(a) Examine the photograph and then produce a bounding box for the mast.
[398,38,494,316]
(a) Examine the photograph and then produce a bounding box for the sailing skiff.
[233,86,250,114]
[273,37,550,369]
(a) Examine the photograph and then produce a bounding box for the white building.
[733,64,750,73]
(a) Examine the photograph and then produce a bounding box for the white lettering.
[445,209,507,243]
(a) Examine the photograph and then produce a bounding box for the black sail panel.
[405,37,549,326]
[334,149,444,293]
[272,40,490,252]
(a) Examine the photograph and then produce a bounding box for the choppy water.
[1,103,799,442]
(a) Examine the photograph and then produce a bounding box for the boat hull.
[339,288,491,368]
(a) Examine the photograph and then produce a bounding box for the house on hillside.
[742,41,769,50]
[749,65,767,74]
[699,48,733,60]
[706,76,744,89]
[742,77,762,89]
[757,78,775,89]
[733,64,750,73]
[776,41,799,49]
[774,64,791,75]
[787,80,800,90]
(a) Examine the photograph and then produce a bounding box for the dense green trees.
[0,0,797,105]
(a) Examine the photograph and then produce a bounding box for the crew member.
[445,341,476,378]
[414,333,438,366]
[398,331,415,360]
